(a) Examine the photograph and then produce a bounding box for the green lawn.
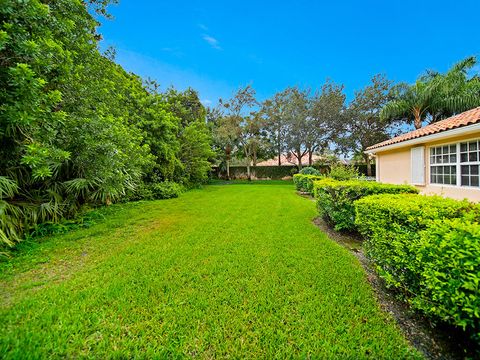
[0,182,420,358]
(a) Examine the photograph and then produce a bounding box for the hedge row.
[212,164,375,180]
[313,179,418,231]
[355,194,480,342]
[310,178,480,342]
[293,174,324,194]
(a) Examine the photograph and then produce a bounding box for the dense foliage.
[355,194,480,342]
[313,179,418,231]
[293,174,324,194]
[299,167,321,175]
[327,163,361,181]
[0,0,212,248]
[337,75,396,175]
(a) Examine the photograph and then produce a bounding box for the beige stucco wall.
[375,131,480,202]
[376,147,411,185]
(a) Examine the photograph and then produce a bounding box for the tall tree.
[307,81,345,165]
[216,86,258,179]
[220,85,262,180]
[263,91,289,165]
[381,56,480,129]
[339,74,396,176]
[282,87,310,169]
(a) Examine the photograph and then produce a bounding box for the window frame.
[428,139,480,189]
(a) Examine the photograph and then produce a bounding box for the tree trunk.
[297,149,303,170]
[247,163,251,181]
[278,144,282,166]
[365,154,372,177]
[226,145,231,180]
[308,149,313,166]
[413,107,422,129]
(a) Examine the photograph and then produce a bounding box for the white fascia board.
[365,123,480,154]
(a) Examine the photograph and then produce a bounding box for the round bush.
[150,181,183,199]
[299,167,320,175]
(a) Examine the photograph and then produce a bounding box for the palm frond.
[0,177,19,199]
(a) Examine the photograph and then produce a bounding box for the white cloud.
[202,34,221,50]
[201,99,212,105]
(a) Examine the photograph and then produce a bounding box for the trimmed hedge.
[212,164,375,180]
[417,216,480,340]
[314,179,418,231]
[216,166,299,180]
[293,174,324,194]
[355,194,480,341]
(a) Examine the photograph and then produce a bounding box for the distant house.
[366,107,480,201]
[256,154,324,167]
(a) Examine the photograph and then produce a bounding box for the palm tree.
[381,56,480,129]
[380,80,437,129]
[429,56,480,122]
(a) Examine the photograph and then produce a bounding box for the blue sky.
[99,0,480,106]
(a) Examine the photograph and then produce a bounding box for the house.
[256,153,324,166]
[366,107,480,201]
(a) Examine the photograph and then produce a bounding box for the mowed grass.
[0,182,420,358]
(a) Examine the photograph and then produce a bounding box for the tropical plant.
[381,56,480,129]
[0,0,214,248]
[380,81,436,129]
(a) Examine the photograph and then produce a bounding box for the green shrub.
[150,181,183,199]
[314,179,418,231]
[355,194,474,289]
[355,194,479,341]
[125,183,155,201]
[299,166,321,175]
[416,216,480,340]
[293,174,324,194]
[328,163,361,181]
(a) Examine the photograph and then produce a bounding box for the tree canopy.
[0,0,213,246]
[381,57,480,129]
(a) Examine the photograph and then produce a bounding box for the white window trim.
[428,139,480,190]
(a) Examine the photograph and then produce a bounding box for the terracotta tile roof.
[367,107,480,151]
[256,154,323,166]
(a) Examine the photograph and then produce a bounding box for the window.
[430,144,457,185]
[429,140,480,188]
[460,140,480,187]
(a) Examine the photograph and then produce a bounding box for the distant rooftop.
[256,154,324,166]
